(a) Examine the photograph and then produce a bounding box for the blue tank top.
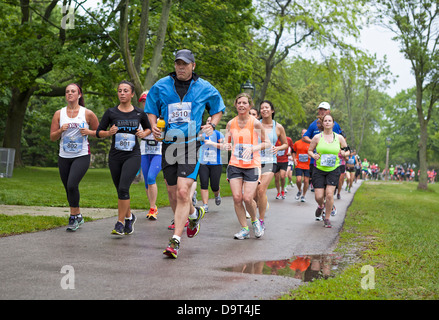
[259,120,278,164]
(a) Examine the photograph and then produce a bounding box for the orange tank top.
[229,117,260,168]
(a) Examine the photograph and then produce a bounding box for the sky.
[355,25,415,98]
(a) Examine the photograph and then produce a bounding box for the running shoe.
[252,219,264,238]
[300,195,306,202]
[124,213,136,235]
[192,190,197,206]
[281,191,286,199]
[168,219,189,230]
[215,194,221,206]
[66,215,83,232]
[203,203,209,213]
[146,207,158,220]
[295,191,301,200]
[234,228,250,240]
[337,194,341,200]
[187,206,205,238]
[276,193,282,200]
[259,219,265,231]
[331,205,337,217]
[324,219,332,228]
[315,205,324,221]
[163,237,180,259]
[111,221,125,236]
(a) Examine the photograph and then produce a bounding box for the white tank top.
[59,106,90,158]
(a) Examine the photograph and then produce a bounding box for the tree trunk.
[415,85,429,190]
[143,0,173,90]
[3,87,35,167]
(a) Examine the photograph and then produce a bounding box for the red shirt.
[276,137,293,163]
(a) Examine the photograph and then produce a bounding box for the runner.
[50,83,99,231]
[307,114,348,228]
[256,100,288,230]
[249,107,259,119]
[96,80,151,235]
[292,129,311,202]
[145,49,225,258]
[303,102,342,193]
[224,93,268,240]
[138,91,162,220]
[361,158,369,180]
[274,136,293,199]
[198,116,224,213]
[389,165,395,181]
[345,149,358,192]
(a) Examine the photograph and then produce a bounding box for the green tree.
[0,0,115,166]
[251,0,365,108]
[376,0,439,189]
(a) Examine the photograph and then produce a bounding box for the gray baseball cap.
[174,49,195,63]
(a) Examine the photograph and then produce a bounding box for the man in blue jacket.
[145,49,225,258]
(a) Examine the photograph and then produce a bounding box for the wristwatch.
[210,123,216,130]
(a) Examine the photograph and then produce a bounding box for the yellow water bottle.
[156,116,166,141]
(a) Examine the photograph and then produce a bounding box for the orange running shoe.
[147,206,158,220]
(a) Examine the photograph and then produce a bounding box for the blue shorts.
[295,167,310,177]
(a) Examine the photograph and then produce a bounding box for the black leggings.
[198,164,222,192]
[108,154,141,200]
[58,155,90,208]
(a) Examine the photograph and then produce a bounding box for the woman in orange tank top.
[223,93,269,240]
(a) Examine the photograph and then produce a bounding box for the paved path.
[0,182,362,300]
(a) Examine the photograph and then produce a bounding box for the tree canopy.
[0,0,438,187]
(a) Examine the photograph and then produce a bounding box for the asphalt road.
[0,181,362,300]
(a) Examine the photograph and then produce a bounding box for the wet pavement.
[0,182,362,300]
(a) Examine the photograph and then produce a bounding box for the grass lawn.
[0,166,239,208]
[280,181,439,300]
[0,166,275,235]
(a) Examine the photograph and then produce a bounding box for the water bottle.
[156,116,166,141]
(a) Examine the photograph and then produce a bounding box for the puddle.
[223,254,345,282]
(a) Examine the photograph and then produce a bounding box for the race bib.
[260,148,273,162]
[234,144,253,162]
[203,149,217,163]
[298,154,309,162]
[63,135,83,153]
[115,133,135,151]
[144,139,161,155]
[320,154,337,167]
[168,102,191,123]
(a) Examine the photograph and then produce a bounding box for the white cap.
[318,102,330,110]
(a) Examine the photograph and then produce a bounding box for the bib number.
[320,154,337,167]
[144,139,161,155]
[298,154,309,162]
[234,144,253,162]
[63,136,83,153]
[168,102,192,123]
[203,149,217,162]
[115,133,135,151]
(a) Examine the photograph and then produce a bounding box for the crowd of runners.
[49,49,435,259]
